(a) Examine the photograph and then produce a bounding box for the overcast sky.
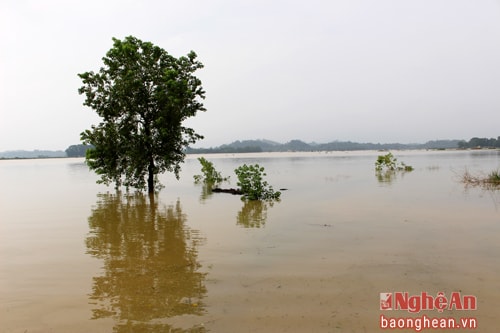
[1,0,500,151]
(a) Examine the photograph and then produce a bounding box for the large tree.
[78,36,205,193]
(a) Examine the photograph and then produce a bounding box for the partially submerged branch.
[194,158,281,201]
[212,188,243,195]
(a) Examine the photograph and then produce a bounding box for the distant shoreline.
[2,147,499,161]
[1,137,498,159]
[0,156,68,161]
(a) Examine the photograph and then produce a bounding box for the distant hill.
[0,144,93,159]
[186,139,463,154]
[2,137,495,159]
[0,150,66,159]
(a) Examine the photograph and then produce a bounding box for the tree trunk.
[148,158,155,194]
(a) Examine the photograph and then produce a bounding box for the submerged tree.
[78,36,206,193]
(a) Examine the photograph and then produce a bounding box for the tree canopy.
[78,36,205,193]
[65,144,94,157]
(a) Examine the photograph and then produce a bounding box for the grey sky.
[1,0,500,151]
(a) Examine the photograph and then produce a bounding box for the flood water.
[1,150,500,332]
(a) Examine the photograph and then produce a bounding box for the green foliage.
[78,36,205,193]
[65,144,94,157]
[375,152,414,172]
[375,153,397,171]
[488,170,500,183]
[234,164,281,201]
[193,157,229,186]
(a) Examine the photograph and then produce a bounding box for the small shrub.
[375,152,397,171]
[193,157,229,186]
[234,164,281,201]
[400,162,414,172]
[375,152,413,172]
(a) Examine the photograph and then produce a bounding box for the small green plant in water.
[375,152,414,172]
[193,157,229,186]
[488,170,500,184]
[234,164,281,201]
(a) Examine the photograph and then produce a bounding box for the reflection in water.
[375,170,410,184]
[197,183,214,203]
[237,200,274,228]
[85,192,207,332]
[375,170,397,184]
[462,183,500,211]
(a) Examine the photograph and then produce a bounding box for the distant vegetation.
[1,137,499,159]
[0,145,91,159]
[0,150,66,159]
[186,139,462,154]
[457,137,500,149]
[65,144,94,157]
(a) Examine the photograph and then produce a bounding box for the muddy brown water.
[1,150,499,332]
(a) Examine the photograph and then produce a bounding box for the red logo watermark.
[379,292,478,331]
[380,314,478,331]
[380,292,477,313]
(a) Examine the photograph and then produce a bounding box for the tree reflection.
[197,183,214,203]
[236,200,273,228]
[375,170,397,184]
[375,170,410,185]
[86,192,207,332]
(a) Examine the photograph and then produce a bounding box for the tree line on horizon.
[186,137,500,153]
[1,136,498,159]
[68,136,500,155]
[457,137,500,149]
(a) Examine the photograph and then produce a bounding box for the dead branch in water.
[461,169,500,189]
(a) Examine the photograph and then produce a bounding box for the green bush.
[375,152,413,172]
[193,157,228,186]
[234,164,281,201]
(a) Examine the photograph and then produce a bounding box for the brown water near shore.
[1,151,499,332]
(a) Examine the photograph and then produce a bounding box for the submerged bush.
[234,164,281,201]
[193,157,229,186]
[375,152,414,172]
[195,159,281,201]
